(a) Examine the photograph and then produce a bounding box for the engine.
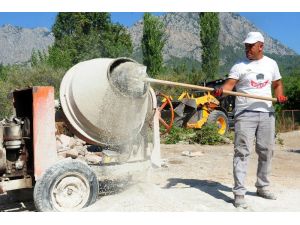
[0,117,30,178]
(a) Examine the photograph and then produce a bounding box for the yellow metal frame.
[183,92,220,129]
[159,90,228,134]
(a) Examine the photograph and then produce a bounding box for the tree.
[281,75,300,109]
[48,13,133,68]
[199,12,220,80]
[30,49,48,67]
[142,13,166,77]
[52,13,111,41]
[30,50,39,67]
[100,23,133,58]
[0,64,8,81]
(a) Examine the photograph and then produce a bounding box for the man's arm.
[223,78,238,92]
[273,79,287,103]
[213,78,238,97]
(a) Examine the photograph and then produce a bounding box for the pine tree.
[142,13,166,77]
[199,12,220,80]
[30,50,39,67]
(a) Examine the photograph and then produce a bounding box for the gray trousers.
[233,110,275,196]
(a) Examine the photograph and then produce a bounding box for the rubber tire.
[33,158,99,212]
[207,110,229,135]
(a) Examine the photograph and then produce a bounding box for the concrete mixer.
[0,58,161,211]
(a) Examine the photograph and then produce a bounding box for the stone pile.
[56,134,103,164]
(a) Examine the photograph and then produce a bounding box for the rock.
[221,136,233,144]
[66,148,79,159]
[178,141,190,144]
[0,25,54,65]
[181,150,203,157]
[57,153,67,160]
[73,145,87,156]
[56,134,72,148]
[85,153,102,164]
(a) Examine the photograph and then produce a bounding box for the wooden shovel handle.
[145,78,277,102]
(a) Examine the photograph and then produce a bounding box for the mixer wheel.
[34,158,99,211]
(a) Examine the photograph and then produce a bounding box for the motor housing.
[0,117,30,177]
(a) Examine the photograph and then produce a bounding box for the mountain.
[0,24,54,65]
[128,12,297,71]
[0,13,297,68]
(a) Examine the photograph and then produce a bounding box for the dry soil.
[1,130,300,212]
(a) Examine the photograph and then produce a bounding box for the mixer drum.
[60,58,150,146]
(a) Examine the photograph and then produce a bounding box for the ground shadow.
[0,188,36,212]
[98,179,132,196]
[246,191,259,197]
[287,149,300,154]
[163,178,233,203]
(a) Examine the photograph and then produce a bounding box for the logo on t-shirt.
[250,73,269,89]
[256,73,264,81]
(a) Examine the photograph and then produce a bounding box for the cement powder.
[110,61,148,98]
[96,61,150,153]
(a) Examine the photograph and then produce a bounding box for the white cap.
[243,32,264,44]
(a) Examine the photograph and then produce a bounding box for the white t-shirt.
[228,55,281,114]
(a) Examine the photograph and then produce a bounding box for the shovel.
[144,77,278,102]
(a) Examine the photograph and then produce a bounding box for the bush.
[192,122,225,145]
[162,123,229,145]
[0,64,65,118]
[162,126,195,144]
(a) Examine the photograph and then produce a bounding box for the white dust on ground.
[84,130,300,212]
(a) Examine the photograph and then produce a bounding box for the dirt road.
[1,131,300,212]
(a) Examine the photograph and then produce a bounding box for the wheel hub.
[51,173,90,211]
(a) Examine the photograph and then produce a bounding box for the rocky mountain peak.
[0,24,54,65]
[0,13,297,66]
[128,12,296,64]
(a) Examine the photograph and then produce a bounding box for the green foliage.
[162,126,195,144]
[267,54,300,76]
[30,50,39,67]
[0,79,13,117]
[162,123,226,145]
[192,123,225,145]
[0,64,9,81]
[47,42,74,69]
[199,12,220,80]
[219,45,244,74]
[142,13,166,77]
[168,57,205,84]
[48,13,133,69]
[0,64,65,118]
[281,74,300,110]
[30,49,48,67]
[52,13,111,41]
[100,23,133,58]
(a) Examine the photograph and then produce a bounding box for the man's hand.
[212,87,223,97]
[277,95,288,104]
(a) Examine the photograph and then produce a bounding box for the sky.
[0,12,300,54]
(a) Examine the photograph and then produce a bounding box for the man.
[213,31,287,208]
